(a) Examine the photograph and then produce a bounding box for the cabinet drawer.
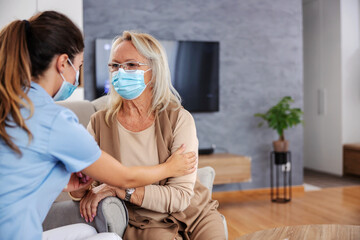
[199,153,251,184]
[344,149,360,175]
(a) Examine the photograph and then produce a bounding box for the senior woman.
[71,31,225,240]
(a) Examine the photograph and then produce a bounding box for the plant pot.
[273,140,289,152]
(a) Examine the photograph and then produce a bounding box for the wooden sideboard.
[343,143,360,176]
[198,153,251,185]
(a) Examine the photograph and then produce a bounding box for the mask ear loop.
[57,58,74,84]
[59,72,66,82]
[144,67,152,80]
[67,58,77,72]
[144,68,153,88]
[67,58,80,86]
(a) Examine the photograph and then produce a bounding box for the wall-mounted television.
[95,39,219,112]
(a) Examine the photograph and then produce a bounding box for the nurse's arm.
[82,146,197,189]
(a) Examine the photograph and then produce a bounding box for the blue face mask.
[53,59,79,101]
[111,68,151,100]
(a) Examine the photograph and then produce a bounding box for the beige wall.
[0,0,82,30]
[0,0,37,29]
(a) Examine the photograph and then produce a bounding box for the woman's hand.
[165,144,197,177]
[79,184,116,223]
[63,172,93,192]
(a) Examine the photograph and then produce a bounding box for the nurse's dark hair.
[0,11,84,155]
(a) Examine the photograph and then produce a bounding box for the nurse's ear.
[56,54,69,74]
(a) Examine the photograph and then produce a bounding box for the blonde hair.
[105,31,181,125]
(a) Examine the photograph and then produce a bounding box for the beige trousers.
[124,209,225,240]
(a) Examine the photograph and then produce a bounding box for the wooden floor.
[212,186,360,240]
[304,168,360,188]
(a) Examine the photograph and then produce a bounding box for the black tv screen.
[95,39,219,112]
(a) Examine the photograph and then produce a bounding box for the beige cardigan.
[89,106,219,240]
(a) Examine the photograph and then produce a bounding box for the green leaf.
[253,96,303,139]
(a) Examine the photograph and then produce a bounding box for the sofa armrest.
[43,197,128,237]
[197,166,215,194]
[99,196,128,236]
[197,166,228,239]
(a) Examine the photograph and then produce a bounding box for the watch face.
[126,188,135,194]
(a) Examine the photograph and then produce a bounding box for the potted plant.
[254,96,303,153]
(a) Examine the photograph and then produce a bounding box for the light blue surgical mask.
[111,68,151,100]
[53,58,79,101]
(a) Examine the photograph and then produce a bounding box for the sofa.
[42,96,228,239]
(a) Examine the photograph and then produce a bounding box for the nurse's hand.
[165,144,197,177]
[75,171,92,184]
[63,172,93,192]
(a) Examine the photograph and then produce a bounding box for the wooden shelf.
[198,153,251,185]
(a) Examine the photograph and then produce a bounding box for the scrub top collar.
[30,81,54,104]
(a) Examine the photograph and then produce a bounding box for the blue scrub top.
[0,82,102,240]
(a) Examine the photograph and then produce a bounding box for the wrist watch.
[124,188,135,202]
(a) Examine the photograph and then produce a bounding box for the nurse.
[0,11,197,240]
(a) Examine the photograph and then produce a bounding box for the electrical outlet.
[282,162,291,172]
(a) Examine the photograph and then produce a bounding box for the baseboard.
[212,185,304,202]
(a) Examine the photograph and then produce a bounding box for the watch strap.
[124,191,132,201]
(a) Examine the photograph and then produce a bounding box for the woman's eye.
[127,63,136,67]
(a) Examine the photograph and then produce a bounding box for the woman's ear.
[56,54,68,73]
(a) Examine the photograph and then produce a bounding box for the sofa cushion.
[91,96,109,112]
